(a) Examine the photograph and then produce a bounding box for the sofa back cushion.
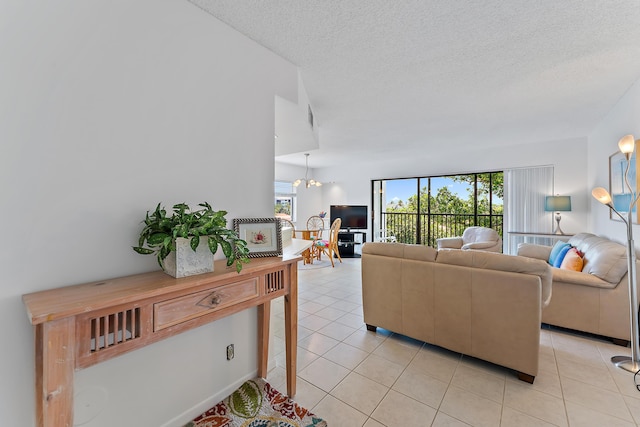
[462,226,499,244]
[363,243,552,306]
[362,242,437,262]
[436,249,552,306]
[568,233,627,284]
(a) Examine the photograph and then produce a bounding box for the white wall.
[588,78,640,244]
[0,1,297,426]
[309,137,589,240]
[275,162,324,228]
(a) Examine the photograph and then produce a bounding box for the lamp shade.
[618,134,636,154]
[545,195,571,212]
[592,187,612,205]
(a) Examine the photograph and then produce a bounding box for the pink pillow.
[560,247,584,272]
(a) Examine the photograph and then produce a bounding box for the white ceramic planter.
[162,237,214,278]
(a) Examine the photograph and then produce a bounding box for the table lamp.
[545,195,571,235]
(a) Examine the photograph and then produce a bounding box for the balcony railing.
[382,212,503,248]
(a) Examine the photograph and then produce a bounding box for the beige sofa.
[517,232,634,344]
[361,242,551,383]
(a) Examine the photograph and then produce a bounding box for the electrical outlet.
[226,344,234,360]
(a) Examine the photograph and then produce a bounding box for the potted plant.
[133,202,250,277]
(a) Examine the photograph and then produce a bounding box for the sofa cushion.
[552,267,618,289]
[362,242,437,262]
[517,243,552,261]
[560,248,584,272]
[569,233,627,284]
[403,244,438,261]
[362,242,405,258]
[437,237,463,249]
[436,249,552,307]
[548,241,571,265]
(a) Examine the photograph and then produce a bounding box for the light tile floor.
[267,258,640,427]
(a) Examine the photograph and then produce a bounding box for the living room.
[3,1,640,426]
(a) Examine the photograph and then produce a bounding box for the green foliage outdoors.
[383,173,504,246]
[387,173,503,215]
[133,202,250,273]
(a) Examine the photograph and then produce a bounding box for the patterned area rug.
[185,378,326,427]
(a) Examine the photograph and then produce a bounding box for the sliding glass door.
[372,172,503,247]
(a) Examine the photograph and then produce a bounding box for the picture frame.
[233,217,282,258]
[609,147,640,223]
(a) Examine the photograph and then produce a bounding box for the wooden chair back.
[280,218,296,238]
[328,218,341,244]
[306,215,324,239]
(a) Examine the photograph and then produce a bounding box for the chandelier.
[293,153,322,188]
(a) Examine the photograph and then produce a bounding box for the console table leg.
[35,318,75,427]
[284,266,298,397]
[257,302,270,379]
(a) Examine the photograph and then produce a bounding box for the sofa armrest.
[552,268,619,289]
[462,241,499,250]
[437,237,463,249]
[517,243,551,261]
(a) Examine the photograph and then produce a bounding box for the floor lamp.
[592,134,640,373]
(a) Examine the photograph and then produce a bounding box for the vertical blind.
[503,166,554,253]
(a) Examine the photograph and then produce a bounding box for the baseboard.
[160,370,258,427]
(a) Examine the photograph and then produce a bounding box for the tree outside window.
[373,172,503,247]
[275,181,296,221]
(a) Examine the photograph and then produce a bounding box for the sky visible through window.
[385,177,503,206]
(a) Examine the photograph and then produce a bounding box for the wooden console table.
[22,256,300,427]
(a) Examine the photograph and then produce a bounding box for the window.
[275,181,297,221]
[372,172,504,247]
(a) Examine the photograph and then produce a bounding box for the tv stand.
[337,231,366,258]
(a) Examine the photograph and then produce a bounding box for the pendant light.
[293,153,322,188]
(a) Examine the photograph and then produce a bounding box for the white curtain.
[504,166,554,254]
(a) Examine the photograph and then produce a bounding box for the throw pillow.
[548,241,571,265]
[553,244,573,268]
[553,245,572,268]
[560,247,584,271]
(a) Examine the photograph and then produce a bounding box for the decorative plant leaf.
[220,240,232,258]
[226,253,235,267]
[147,232,170,246]
[208,236,219,255]
[190,235,199,251]
[159,245,170,260]
[133,202,250,273]
[132,246,154,255]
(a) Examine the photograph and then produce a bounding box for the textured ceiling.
[189,0,640,168]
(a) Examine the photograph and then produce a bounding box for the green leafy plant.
[133,202,250,273]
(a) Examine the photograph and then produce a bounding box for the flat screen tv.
[330,205,368,230]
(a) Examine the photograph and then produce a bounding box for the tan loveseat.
[361,242,551,383]
[517,232,635,343]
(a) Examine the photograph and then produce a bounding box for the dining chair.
[306,215,325,260]
[306,215,324,237]
[314,218,343,267]
[280,218,296,238]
